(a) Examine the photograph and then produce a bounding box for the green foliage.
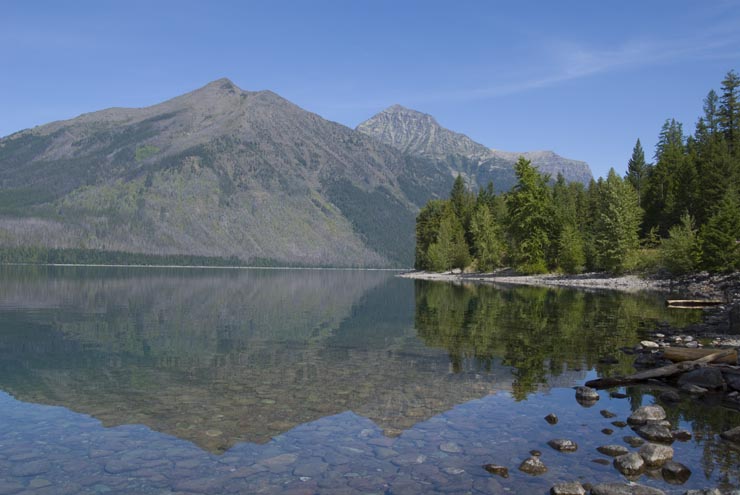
[470,204,505,271]
[660,212,701,275]
[557,224,585,274]
[626,139,647,203]
[135,145,160,162]
[427,204,470,271]
[415,200,446,269]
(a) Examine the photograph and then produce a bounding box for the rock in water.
[547,439,578,452]
[720,425,740,442]
[545,413,559,425]
[575,386,599,401]
[623,436,645,447]
[519,456,547,475]
[627,405,666,425]
[635,423,674,444]
[661,460,691,484]
[613,452,645,476]
[677,367,726,390]
[600,409,617,418]
[483,464,509,478]
[550,481,586,495]
[638,443,673,467]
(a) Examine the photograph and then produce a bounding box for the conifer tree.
[427,204,470,271]
[470,203,505,271]
[720,70,740,155]
[414,200,447,269]
[626,139,647,203]
[660,212,701,275]
[700,188,740,272]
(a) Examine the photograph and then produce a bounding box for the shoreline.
[398,270,672,293]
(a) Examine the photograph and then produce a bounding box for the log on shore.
[663,347,737,364]
[585,350,735,389]
[666,299,724,308]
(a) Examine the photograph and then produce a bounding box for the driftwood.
[585,350,735,389]
[663,347,737,364]
[666,299,724,308]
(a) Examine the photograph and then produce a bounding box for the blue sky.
[2,1,739,179]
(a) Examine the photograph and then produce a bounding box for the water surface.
[0,266,737,494]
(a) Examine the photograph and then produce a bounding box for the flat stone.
[635,423,674,444]
[391,453,427,466]
[293,461,328,477]
[10,459,51,477]
[596,444,629,457]
[600,410,617,418]
[613,452,645,476]
[628,405,666,425]
[677,367,726,390]
[261,453,298,472]
[442,467,465,475]
[681,383,708,394]
[672,429,692,441]
[439,442,463,454]
[639,443,673,467]
[612,421,628,428]
[172,478,225,493]
[483,464,508,478]
[519,456,547,475]
[590,482,666,495]
[547,438,578,452]
[623,435,645,447]
[592,458,611,465]
[575,386,599,404]
[602,428,614,435]
[545,413,559,425]
[661,460,691,484]
[720,425,740,442]
[640,340,659,348]
[550,481,586,495]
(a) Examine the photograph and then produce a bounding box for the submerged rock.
[600,409,617,418]
[483,463,509,478]
[635,423,674,444]
[519,456,547,475]
[624,435,645,447]
[628,405,666,425]
[613,452,645,476]
[597,444,629,457]
[639,443,674,467]
[550,481,586,495]
[439,442,462,454]
[677,368,726,390]
[547,439,578,452]
[661,460,691,484]
[590,482,666,495]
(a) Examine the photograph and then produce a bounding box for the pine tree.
[507,157,552,274]
[626,139,647,204]
[660,212,701,275]
[470,204,505,271]
[414,200,447,269]
[557,223,585,274]
[700,188,740,272]
[427,204,470,271]
[720,70,740,155]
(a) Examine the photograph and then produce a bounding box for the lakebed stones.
[439,442,462,454]
[661,460,691,484]
[590,482,666,495]
[613,452,645,476]
[638,443,674,467]
[547,439,578,452]
[597,444,629,457]
[627,405,666,425]
[550,481,586,495]
[519,455,547,475]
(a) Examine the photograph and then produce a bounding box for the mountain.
[0,79,454,267]
[0,80,591,268]
[356,105,593,190]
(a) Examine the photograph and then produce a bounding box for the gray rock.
[613,452,645,476]
[590,482,666,494]
[635,423,674,444]
[720,425,740,442]
[600,409,617,418]
[519,456,547,475]
[550,481,586,495]
[661,460,691,484]
[641,340,659,349]
[683,490,722,495]
[597,444,629,457]
[681,383,709,394]
[628,405,666,425]
[483,463,508,478]
[677,367,726,390]
[639,443,674,466]
[659,390,681,402]
[623,436,645,447]
[672,429,692,441]
[575,386,599,401]
[547,438,578,452]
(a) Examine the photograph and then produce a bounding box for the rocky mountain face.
[357,105,593,190]
[0,79,591,267]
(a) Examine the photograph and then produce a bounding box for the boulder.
[575,386,599,404]
[545,413,559,425]
[638,443,673,467]
[628,405,666,425]
[720,425,740,443]
[597,445,629,457]
[519,456,547,475]
[661,460,691,484]
[483,464,509,478]
[723,369,740,392]
[677,367,726,390]
[590,482,666,494]
[635,423,674,444]
[613,452,645,476]
[623,436,645,447]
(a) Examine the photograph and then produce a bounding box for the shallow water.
[0,265,737,494]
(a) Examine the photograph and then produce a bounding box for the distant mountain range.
[0,78,592,267]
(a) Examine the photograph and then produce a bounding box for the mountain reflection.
[0,267,698,453]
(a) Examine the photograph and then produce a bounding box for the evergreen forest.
[415,70,740,275]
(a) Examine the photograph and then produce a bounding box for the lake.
[0,265,738,494]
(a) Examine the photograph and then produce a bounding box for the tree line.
[415,70,740,275]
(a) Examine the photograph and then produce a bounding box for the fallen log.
[585,350,735,389]
[666,299,724,308]
[663,347,737,364]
